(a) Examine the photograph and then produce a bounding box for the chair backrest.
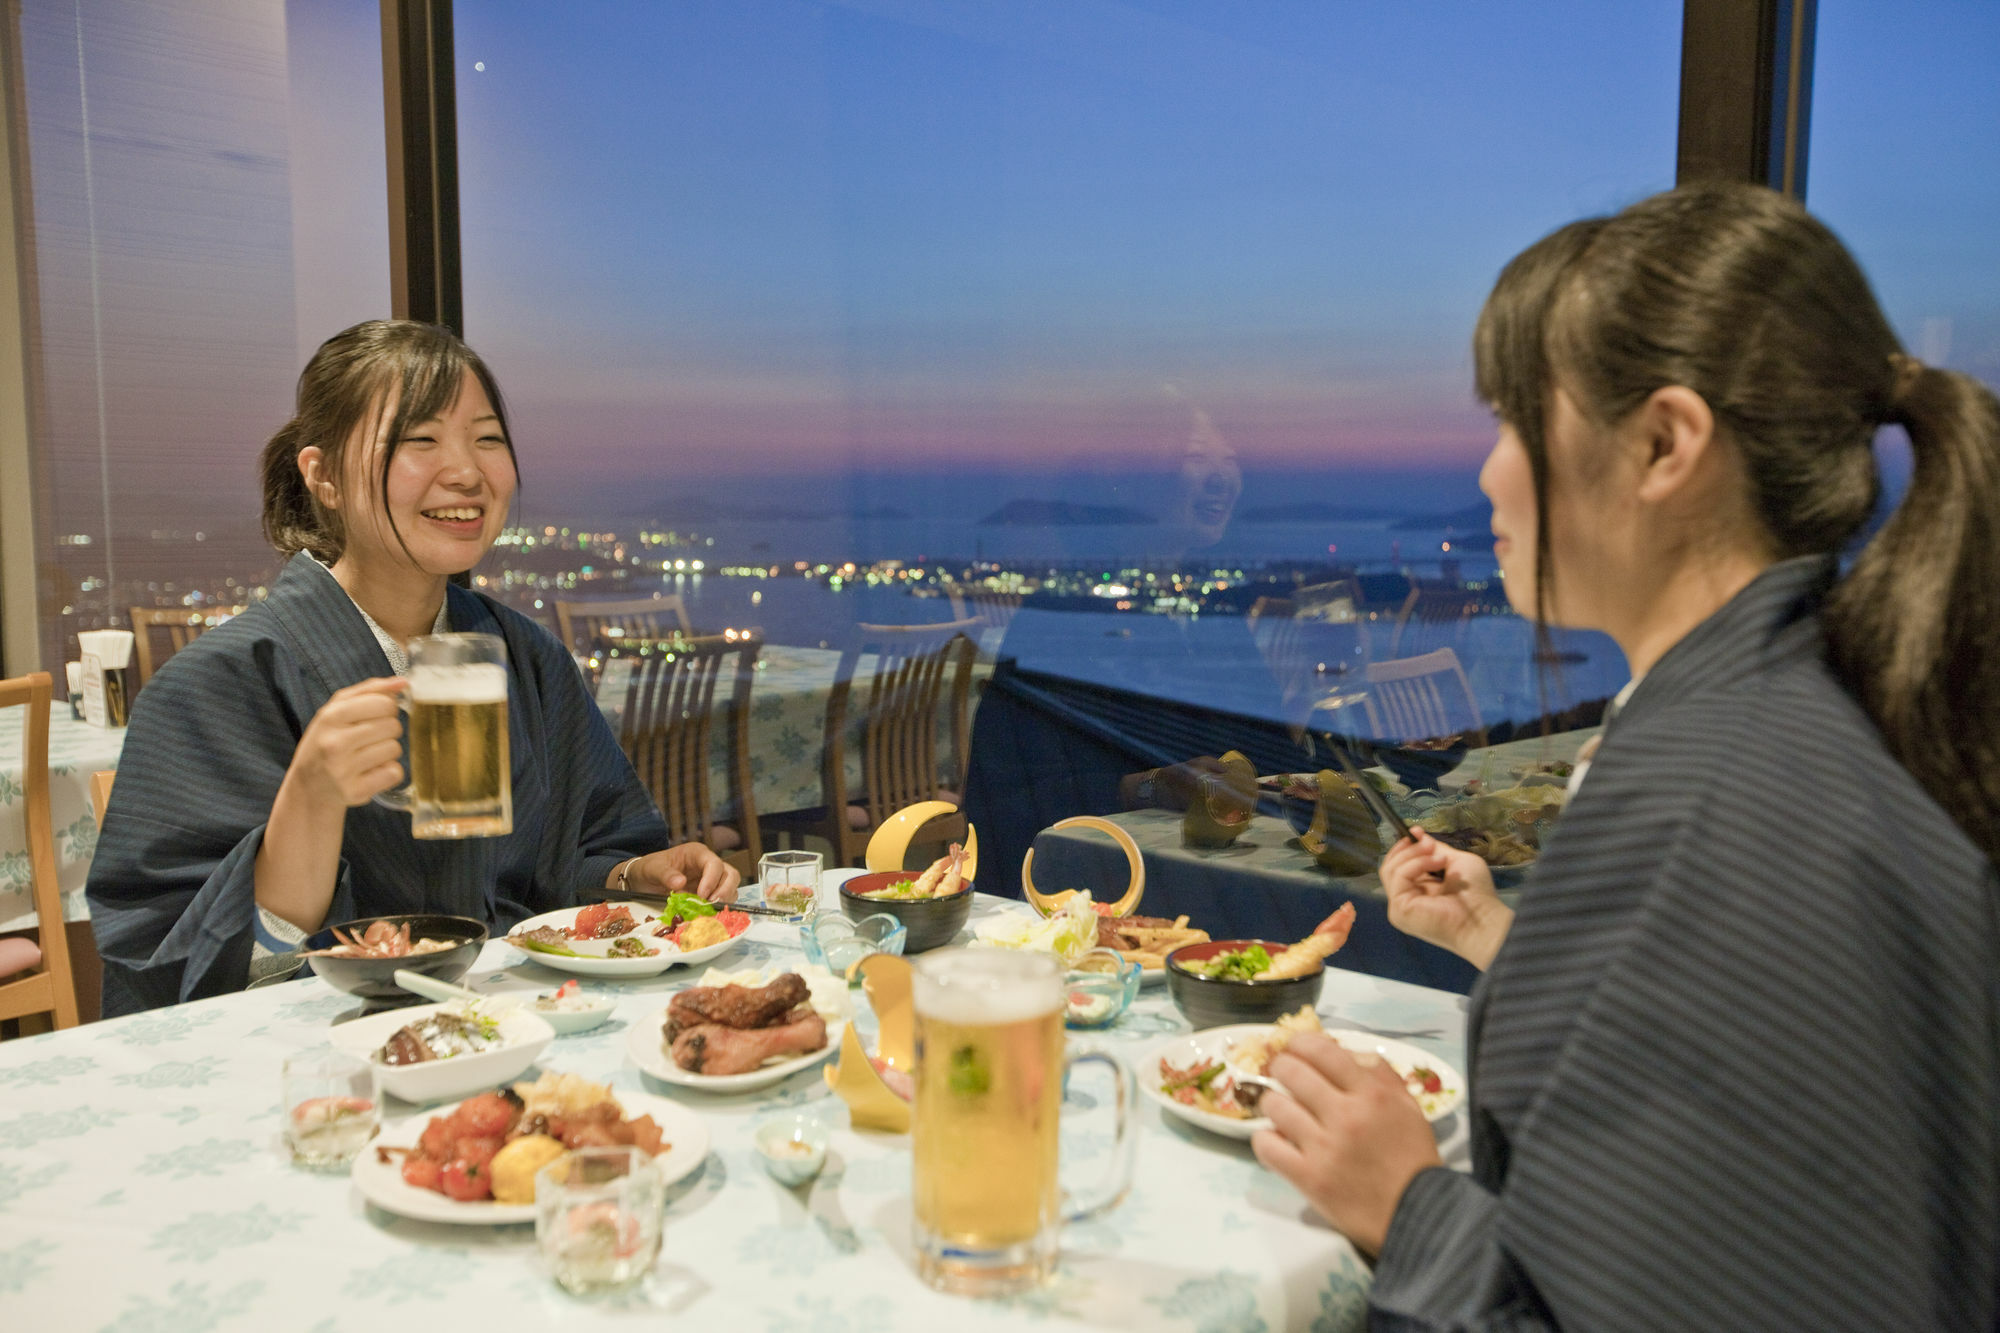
[1361,648,1487,747]
[0,673,80,1029]
[130,606,245,686]
[612,634,761,856]
[90,770,115,828]
[555,595,693,655]
[949,587,1024,635]
[1389,587,1478,658]
[828,623,979,817]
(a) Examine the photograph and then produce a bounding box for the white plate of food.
[352,1077,710,1225]
[329,1000,555,1104]
[504,898,750,978]
[625,970,843,1094]
[1142,1020,1464,1141]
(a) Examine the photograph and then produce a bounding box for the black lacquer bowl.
[305,913,487,1003]
[1165,938,1326,1030]
[840,871,975,954]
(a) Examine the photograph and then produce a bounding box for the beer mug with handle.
[374,633,512,839]
[910,948,1137,1296]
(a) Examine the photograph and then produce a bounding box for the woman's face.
[1479,386,1625,628]
[329,369,516,577]
[1174,409,1242,548]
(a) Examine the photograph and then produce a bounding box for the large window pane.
[14,0,388,667]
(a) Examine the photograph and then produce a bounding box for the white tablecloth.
[0,709,125,933]
[0,886,1469,1330]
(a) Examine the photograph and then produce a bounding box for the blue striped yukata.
[1370,557,1999,1331]
[87,553,669,1016]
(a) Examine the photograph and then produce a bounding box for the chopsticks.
[583,886,799,917]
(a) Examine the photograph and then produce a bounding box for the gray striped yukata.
[87,553,669,1016]
[1371,557,1999,1330]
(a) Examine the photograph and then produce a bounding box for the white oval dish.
[1140,1024,1464,1141]
[329,1002,555,1105]
[625,1005,844,1095]
[504,902,747,978]
[350,1089,710,1225]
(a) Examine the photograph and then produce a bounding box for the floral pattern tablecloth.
[0,709,124,933]
[0,886,1469,1331]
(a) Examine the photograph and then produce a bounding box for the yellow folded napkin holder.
[863,800,978,882]
[1021,815,1146,918]
[824,953,916,1133]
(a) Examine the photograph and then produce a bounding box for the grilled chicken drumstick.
[671,1008,827,1075]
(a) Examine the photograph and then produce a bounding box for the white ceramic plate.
[329,1002,555,1104]
[503,902,748,978]
[351,1089,710,1226]
[625,1004,843,1094]
[1141,1024,1465,1141]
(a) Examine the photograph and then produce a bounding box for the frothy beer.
[407,660,511,838]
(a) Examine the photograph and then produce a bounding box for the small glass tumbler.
[759,849,823,917]
[536,1146,665,1296]
[282,1050,378,1169]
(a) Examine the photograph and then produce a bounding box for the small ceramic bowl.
[1064,949,1142,1030]
[839,871,975,953]
[801,911,908,978]
[754,1111,830,1187]
[1164,939,1326,1030]
[526,991,617,1035]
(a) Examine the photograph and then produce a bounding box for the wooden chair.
[130,606,245,686]
[945,586,1024,636]
[764,622,979,867]
[555,595,693,656]
[0,673,81,1033]
[90,770,114,827]
[1389,586,1478,658]
[611,634,763,879]
[1361,648,1488,748]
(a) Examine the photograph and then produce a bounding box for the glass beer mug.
[910,948,1137,1296]
[375,633,512,838]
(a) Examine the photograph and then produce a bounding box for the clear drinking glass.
[758,849,822,916]
[536,1146,665,1295]
[375,632,513,839]
[910,948,1137,1296]
[282,1050,378,1169]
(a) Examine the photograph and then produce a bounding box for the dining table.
[0,707,124,934]
[0,877,1470,1331]
[1026,729,1599,994]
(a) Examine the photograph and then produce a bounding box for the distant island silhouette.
[1236,502,1399,523]
[977,499,1158,527]
[1389,502,1493,532]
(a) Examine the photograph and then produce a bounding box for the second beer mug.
[376,633,512,839]
[910,948,1136,1296]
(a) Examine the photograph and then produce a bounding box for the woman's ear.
[297,445,339,510]
[1633,385,1716,504]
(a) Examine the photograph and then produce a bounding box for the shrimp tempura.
[1254,903,1356,980]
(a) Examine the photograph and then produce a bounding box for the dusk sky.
[446,1,1684,499]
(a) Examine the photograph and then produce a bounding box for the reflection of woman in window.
[89,321,735,1016]
[1163,399,1243,551]
[1253,184,2000,1325]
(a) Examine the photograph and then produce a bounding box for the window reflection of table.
[1026,729,1601,995]
[0,710,125,932]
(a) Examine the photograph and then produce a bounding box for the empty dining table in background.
[598,644,992,821]
[0,707,124,934]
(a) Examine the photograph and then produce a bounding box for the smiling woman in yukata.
[88,321,735,1016]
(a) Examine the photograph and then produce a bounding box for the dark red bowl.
[1165,938,1326,1030]
[840,870,975,954]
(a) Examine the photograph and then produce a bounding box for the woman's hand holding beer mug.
[611,845,739,904]
[256,676,413,934]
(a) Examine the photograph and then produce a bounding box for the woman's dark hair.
[260,320,515,565]
[1474,181,2000,862]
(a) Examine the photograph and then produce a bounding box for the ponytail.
[259,418,341,561]
[1824,361,2000,862]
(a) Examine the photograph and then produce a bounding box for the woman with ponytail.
[1251,184,1999,1328]
[88,321,735,1015]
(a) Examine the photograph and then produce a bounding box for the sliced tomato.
[452,1134,503,1169]
[574,902,611,939]
[417,1117,458,1163]
[441,1159,491,1201]
[717,910,750,938]
[400,1157,443,1192]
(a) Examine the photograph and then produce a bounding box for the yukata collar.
[1609,554,1836,733]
